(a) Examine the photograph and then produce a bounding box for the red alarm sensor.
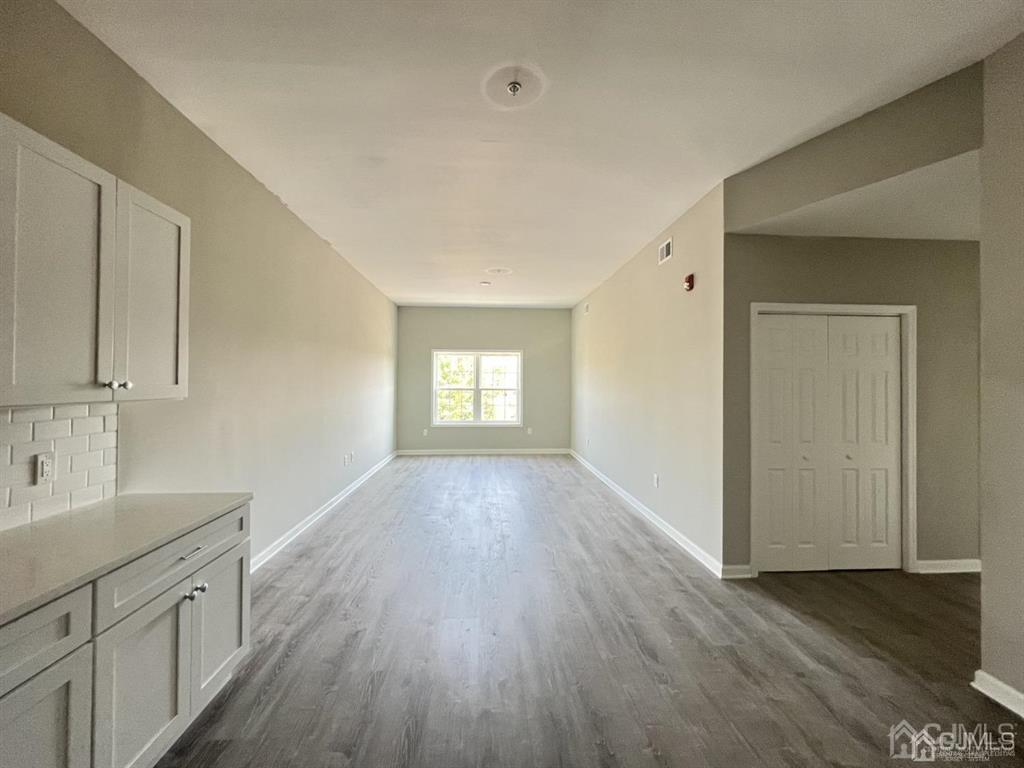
[683,273,695,291]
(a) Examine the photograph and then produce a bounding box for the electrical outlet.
[526,427,533,435]
[652,473,659,488]
[35,451,53,484]
[422,428,428,437]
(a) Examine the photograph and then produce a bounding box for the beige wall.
[723,235,980,566]
[0,0,397,557]
[725,65,982,232]
[396,307,570,451]
[979,34,1024,696]
[573,185,725,562]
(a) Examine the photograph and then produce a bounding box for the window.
[432,350,522,425]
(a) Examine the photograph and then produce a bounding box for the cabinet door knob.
[105,380,122,390]
[122,380,134,391]
[845,454,853,460]
[184,589,198,602]
[197,582,209,593]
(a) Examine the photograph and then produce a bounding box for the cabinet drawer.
[0,585,92,698]
[95,504,249,632]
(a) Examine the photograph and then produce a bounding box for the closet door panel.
[827,315,901,569]
[752,314,829,571]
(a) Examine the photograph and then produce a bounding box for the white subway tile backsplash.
[12,440,53,463]
[55,435,90,455]
[89,464,116,485]
[72,416,105,435]
[32,493,70,520]
[72,450,104,472]
[54,404,89,419]
[0,402,117,527]
[11,483,52,506]
[0,422,33,444]
[90,432,116,450]
[0,505,30,531]
[0,463,32,487]
[33,493,70,520]
[34,419,72,440]
[53,471,88,494]
[11,406,53,423]
[71,485,103,508]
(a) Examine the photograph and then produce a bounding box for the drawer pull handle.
[185,589,198,602]
[180,545,206,561]
[196,582,209,593]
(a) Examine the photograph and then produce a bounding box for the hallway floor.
[158,456,1021,767]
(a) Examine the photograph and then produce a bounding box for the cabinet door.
[113,181,190,401]
[94,578,193,768]
[0,643,92,768]
[0,113,116,406]
[190,543,250,715]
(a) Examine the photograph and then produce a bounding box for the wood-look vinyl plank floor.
[157,456,1022,768]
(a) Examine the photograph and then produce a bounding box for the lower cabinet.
[0,506,250,768]
[190,544,251,714]
[93,542,250,768]
[0,643,93,768]
[93,578,193,768]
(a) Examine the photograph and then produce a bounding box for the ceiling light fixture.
[479,280,492,287]
[482,63,546,110]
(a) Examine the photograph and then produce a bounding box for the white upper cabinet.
[113,182,190,401]
[0,113,190,406]
[0,113,116,405]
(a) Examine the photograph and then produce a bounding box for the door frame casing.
[749,303,918,573]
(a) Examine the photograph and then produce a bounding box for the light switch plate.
[35,451,54,484]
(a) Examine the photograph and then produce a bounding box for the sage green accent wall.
[979,33,1024,697]
[0,0,397,557]
[723,235,980,566]
[573,185,725,562]
[725,65,982,232]
[396,307,571,452]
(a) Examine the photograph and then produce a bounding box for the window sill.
[430,422,523,428]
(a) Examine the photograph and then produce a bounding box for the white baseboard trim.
[721,564,757,579]
[251,451,395,572]
[911,558,981,574]
[570,451,728,579]
[395,448,570,456]
[972,670,1024,718]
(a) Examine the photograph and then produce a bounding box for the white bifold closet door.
[752,314,901,571]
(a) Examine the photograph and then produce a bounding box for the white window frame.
[431,349,523,427]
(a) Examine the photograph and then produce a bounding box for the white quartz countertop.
[0,492,252,626]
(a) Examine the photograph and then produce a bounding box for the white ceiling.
[58,1,1023,306]
[738,150,981,241]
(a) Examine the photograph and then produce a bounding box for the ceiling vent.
[658,238,673,265]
